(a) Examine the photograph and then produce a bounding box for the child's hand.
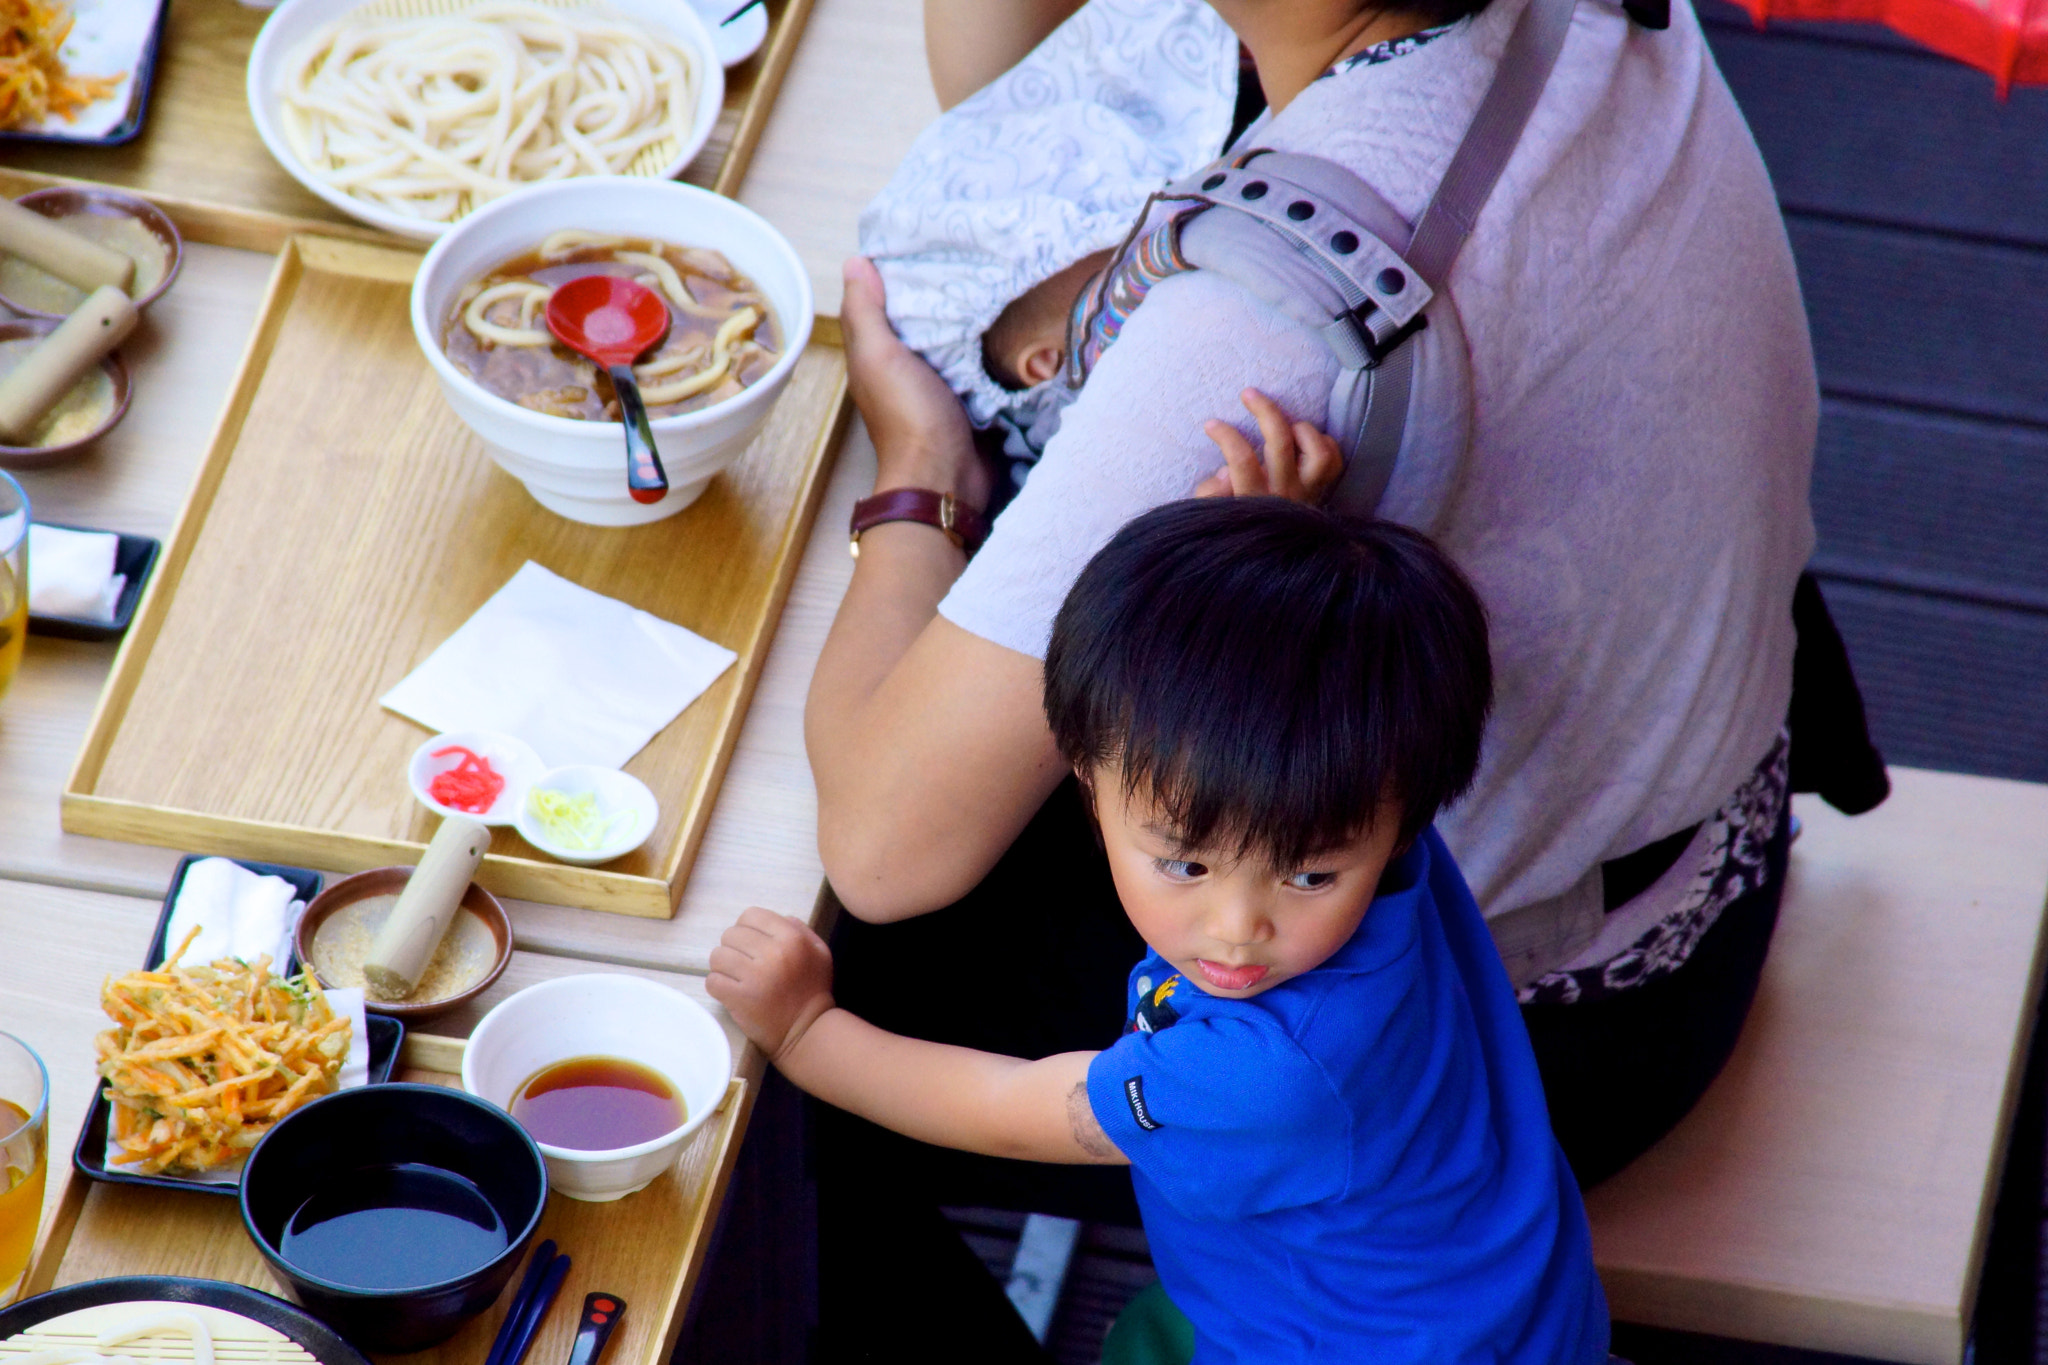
[1195,389,1344,504]
[707,908,838,1065]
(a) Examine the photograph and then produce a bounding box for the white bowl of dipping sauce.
[462,973,733,1201]
[245,0,724,242]
[514,764,657,865]
[410,176,813,527]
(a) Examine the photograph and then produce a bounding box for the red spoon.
[546,275,673,505]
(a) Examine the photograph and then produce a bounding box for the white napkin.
[161,857,303,970]
[380,561,737,769]
[102,988,370,1186]
[27,524,124,621]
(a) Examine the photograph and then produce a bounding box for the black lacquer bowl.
[238,1084,547,1352]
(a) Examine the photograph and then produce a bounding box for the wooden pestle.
[0,286,136,444]
[363,815,490,1000]
[0,198,135,294]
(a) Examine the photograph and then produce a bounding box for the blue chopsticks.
[484,1240,572,1365]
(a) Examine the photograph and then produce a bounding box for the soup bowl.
[239,1084,548,1352]
[410,177,814,527]
[461,973,733,1201]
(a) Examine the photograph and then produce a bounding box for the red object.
[428,745,505,813]
[546,275,673,504]
[546,276,671,369]
[1733,0,2048,93]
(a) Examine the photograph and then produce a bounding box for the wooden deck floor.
[1697,0,2048,784]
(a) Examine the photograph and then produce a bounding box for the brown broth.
[441,237,780,422]
[509,1055,685,1151]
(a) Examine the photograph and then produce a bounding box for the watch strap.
[849,488,989,556]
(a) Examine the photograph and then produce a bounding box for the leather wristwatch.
[848,487,990,557]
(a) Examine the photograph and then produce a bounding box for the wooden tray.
[61,234,850,917]
[0,0,818,255]
[19,1034,753,1365]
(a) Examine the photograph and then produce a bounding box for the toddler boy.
[709,499,1609,1361]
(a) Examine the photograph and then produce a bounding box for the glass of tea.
[0,1030,49,1307]
[0,473,26,705]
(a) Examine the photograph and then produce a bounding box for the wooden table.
[0,0,932,1319]
[6,0,2046,1361]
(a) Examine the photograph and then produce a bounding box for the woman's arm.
[924,0,1085,109]
[709,908,1126,1164]
[810,267,1337,923]
[806,261,1069,922]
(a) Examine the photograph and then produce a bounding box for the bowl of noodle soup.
[246,0,722,240]
[411,176,813,525]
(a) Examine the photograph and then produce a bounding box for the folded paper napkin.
[162,856,305,970]
[102,987,369,1186]
[27,524,124,622]
[380,561,738,769]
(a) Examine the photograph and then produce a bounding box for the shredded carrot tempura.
[0,0,122,130]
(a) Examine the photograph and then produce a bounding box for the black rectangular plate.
[72,855,406,1197]
[27,523,161,642]
[0,0,167,148]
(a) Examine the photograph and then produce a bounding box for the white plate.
[690,0,766,66]
[514,765,657,865]
[407,730,546,825]
[245,0,725,241]
[0,0,163,142]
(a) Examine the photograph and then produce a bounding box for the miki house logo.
[1124,1076,1160,1131]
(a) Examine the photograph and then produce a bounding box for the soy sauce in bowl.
[280,1162,508,1289]
[510,1056,685,1152]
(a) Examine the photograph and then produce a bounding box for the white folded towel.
[161,857,305,971]
[28,524,124,621]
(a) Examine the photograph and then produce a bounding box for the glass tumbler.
[0,1030,49,1307]
[0,472,27,705]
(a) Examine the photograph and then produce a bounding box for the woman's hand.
[707,908,839,1065]
[1195,388,1345,504]
[842,256,993,512]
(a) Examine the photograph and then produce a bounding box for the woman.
[805,0,1815,1355]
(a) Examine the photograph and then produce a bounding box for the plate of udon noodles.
[246,0,724,240]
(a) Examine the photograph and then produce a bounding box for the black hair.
[1404,0,1494,30]
[1043,499,1492,866]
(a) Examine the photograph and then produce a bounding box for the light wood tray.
[20,1035,753,1365]
[0,0,818,255]
[60,234,850,917]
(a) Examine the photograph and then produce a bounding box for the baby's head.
[980,250,1111,393]
[1043,500,1492,997]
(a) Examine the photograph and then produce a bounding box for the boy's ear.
[1016,340,1065,388]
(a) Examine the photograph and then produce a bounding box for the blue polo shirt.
[1087,827,1608,1363]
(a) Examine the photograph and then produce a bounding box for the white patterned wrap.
[857,0,1239,458]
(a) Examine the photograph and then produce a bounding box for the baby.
[711,498,1610,1361]
[856,0,1239,461]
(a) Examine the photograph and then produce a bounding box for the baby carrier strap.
[1068,0,1583,515]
